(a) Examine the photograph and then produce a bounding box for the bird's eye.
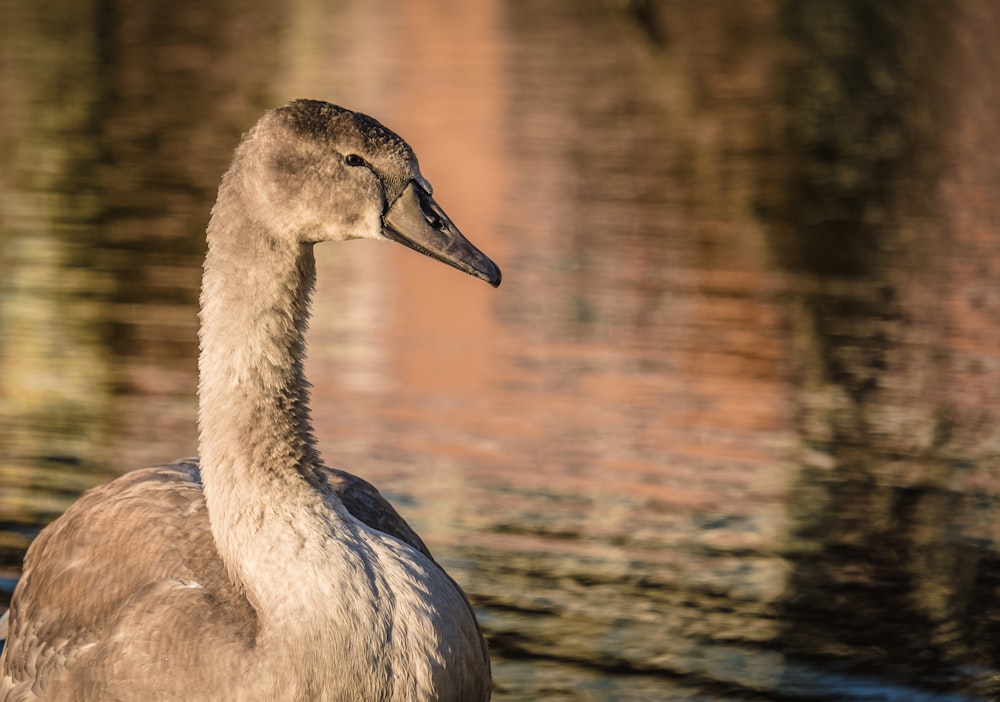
[344,154,366,167]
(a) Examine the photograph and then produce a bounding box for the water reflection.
[2,0,1000,699]
[770,1,1000,691]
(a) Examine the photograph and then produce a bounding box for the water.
[2,0,1000,699]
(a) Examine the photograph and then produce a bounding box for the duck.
[0,99,498,702]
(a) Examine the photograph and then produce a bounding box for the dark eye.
[344,154,366,167]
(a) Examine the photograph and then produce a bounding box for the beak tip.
[383,181,503,289]
[481,261,502,288]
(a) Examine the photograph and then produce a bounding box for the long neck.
[192,173,490,700]
[198,224,319,478]
[196,194,330,608]
[194,187,407,697]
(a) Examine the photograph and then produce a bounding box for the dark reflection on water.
[3,0,1000,699]
[769,1,1000,691]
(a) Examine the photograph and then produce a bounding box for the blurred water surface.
[3,0,1000,699]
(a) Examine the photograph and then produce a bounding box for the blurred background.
[2,0,1000,699]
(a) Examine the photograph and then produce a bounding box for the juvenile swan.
[0,100,498,702]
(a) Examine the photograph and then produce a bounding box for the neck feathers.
[197,196,321,484]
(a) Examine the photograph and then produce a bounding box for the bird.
[0,99,499,702]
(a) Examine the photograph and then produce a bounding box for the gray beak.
[382,181,501,288]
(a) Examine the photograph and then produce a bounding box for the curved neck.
[196,194,330,607]
[198,224,319,476]
[193,190,404,695]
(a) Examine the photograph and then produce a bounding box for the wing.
[316,467,492,684]
[317,466,434,560]
[1,458,468,700]
[0,459,255,699]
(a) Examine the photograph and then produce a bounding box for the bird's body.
[0,100,497,701]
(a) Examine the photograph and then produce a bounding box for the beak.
[382,181,501,287]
